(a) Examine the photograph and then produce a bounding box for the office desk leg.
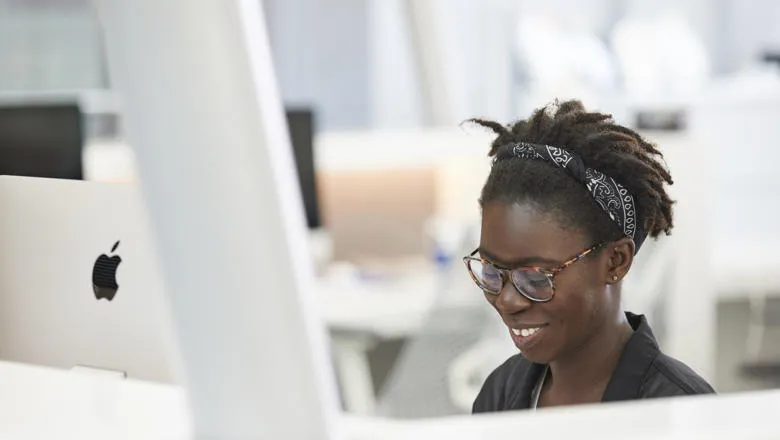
[331,333,377,415]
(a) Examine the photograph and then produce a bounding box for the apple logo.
[92,241,122,301]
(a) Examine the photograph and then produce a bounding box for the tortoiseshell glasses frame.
[462,242,606,302]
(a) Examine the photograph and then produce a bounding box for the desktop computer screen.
[0,103,84,180]
[286,108,321,229]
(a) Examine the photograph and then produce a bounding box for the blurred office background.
[3,0,780,419]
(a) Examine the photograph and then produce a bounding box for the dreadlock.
[472,99,674,246]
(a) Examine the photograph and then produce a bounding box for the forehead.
[480,201,587,265]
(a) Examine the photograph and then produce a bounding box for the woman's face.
[479,201,613,364]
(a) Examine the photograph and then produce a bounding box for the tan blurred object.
[315,129,491,264]
[434,154,489,224]
[318,167,436,262]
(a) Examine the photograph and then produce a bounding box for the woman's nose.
[495,277,532,315]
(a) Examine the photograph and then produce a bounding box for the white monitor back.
[0,176,180,383]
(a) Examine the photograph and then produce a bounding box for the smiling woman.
[466,100,714,412]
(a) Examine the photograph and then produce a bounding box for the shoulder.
[641,352,716,398]
[613,312,715,399]
[472,354,535,413]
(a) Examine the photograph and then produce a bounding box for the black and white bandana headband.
[495,142,646,253]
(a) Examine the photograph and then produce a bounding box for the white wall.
[6,0,780,130]
[719,0,780,71]
[263,0,371,130]
[0,0,105,91]
[367,0,425,129]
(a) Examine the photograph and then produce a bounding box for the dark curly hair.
[472,99,674,247]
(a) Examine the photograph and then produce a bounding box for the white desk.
[1,359,779,439]
[317,270,439,414]
[318,271,437,338]
[317,265,486,414]
[712,242,780,301]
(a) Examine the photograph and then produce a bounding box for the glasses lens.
[467,259,503,294]
[511,269,553,301]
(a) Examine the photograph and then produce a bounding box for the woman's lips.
[508,324,548,352]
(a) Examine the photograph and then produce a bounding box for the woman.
[465,100,714,412]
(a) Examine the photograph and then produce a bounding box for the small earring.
[612,275,618,282]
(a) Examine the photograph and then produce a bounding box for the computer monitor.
[0,176,180,383]
[286,108,321,229]
[0,103,84,180]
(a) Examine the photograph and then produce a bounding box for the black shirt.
[472,312,715,412]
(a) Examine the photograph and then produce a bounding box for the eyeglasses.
[462,242,605,303]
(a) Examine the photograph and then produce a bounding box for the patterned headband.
[495,142,646,253]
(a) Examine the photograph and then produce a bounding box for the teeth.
[512,327,540,337]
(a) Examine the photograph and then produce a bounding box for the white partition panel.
[95,1,341,438]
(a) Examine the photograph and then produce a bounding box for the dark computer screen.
[286,108,321,229]
[0,103,84,180]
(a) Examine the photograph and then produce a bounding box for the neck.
[546,309,633,400]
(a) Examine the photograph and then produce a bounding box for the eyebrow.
[477,247,562,268]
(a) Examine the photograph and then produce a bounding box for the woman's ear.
[606,237,634,284]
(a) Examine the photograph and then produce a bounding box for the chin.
[519,347,556,364]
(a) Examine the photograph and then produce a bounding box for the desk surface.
[317,271,438,339]
[1,360,779,439]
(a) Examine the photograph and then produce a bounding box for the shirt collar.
[601,312,660,401]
